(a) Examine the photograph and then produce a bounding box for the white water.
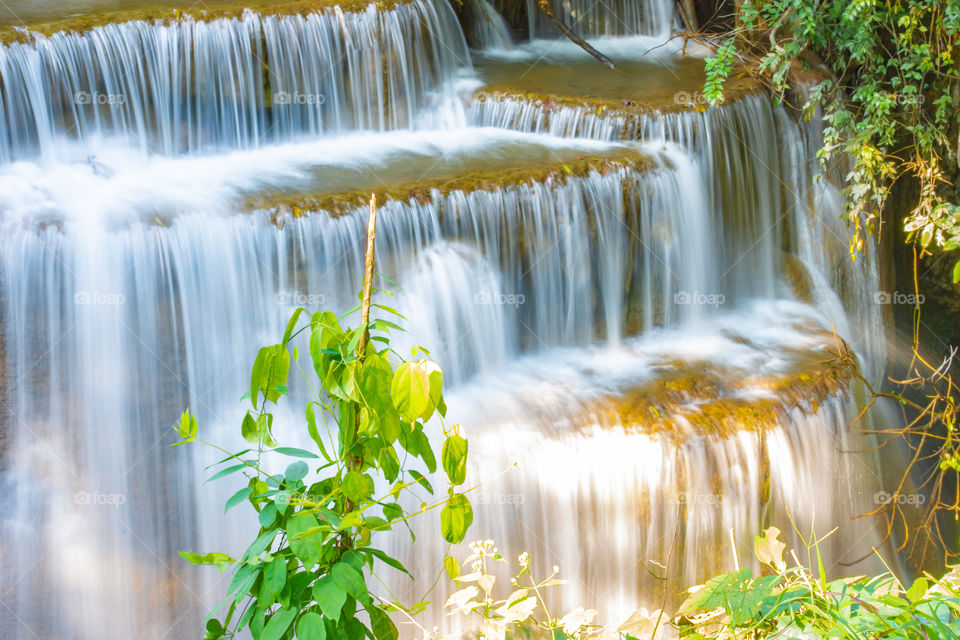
[0,1,898,639]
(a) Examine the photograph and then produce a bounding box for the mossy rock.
[1,0,410,44]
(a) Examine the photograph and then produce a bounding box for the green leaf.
[441,435,468,486]
[241,412,259,445]
[251,345,290,408]
[173,409,198,444]
[313,577,347,621]
[331,561,370,604]
[272,447,320,459]
[225,487,253,513]
[359,548,411,578]
[391,362,430,423]
[306,403,333,462]
[444,556,461,580]
[409,471,433,494]
[378,447,400,483]
[260,557,286,605]
[206,463,249,484]
[282,307,307,347]
[285,461,309,483]
[287,513,323,569]
[261,608,296,640]
[440,494,473,544]
[678,568,753,614]
[296,612,326,640]
[241,529,278,562]
[342,471,373,503]
[368,605,399,640]
[258,502,279,528]
[178,551,235,573]
[953,261,960,283]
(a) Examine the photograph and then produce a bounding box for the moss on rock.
[1,0,408,44]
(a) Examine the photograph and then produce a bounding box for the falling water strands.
[0,0,899,638]
[0,0,470,163]
[525,0,677,39]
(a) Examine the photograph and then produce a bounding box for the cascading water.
[0,0,469,162]
[525,0,676,38]
[0,1,899,638]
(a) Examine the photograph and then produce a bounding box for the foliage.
[175,298,472,640]
[676,527,960,639]
[703,0,960,278]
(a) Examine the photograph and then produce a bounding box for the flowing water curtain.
[524,0,677,38]
[0,0,469,163]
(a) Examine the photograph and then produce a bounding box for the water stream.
[0,1,898,638]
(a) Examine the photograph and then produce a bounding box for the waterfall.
[525,0,676,39]
[0,1,899,638]
[464,0,513,49]
[0,0,470,163]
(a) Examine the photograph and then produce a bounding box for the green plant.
[675,527,960,639]
[702,0,960,280]
[175,199,473,640]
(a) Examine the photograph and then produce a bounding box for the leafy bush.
[676,527,960,639]
[176,291,473,638]
[703,0,960,280]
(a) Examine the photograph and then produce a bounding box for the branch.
[357,194,378,361]
[535,0,616,69]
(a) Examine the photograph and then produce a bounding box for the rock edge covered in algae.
[0,0,408,44]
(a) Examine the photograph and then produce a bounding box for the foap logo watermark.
[74,291,125,306]
[273,91,326,106]
[74,91,126,106]
[678,492,723,506]
[474,292,526,308]
[475,492,526,507]
[875,491,926,506]
[674,291,725,308]
[674,91,709,107]
[276,292,328,306]
[890,93,925,106]
[873,291,925,306]
[74,491,126,507]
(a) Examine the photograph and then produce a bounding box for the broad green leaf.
[282,307,307,347]
[225,487,253,513]
[409,471,433,494]
[296,612,326,640]
[444,556,461,580]
[368,605,399,640]
[391,362,430,423]
[260,558,286,605]
[287,513,323,569]
[342,471,373,503]
[953,261,960,284]
[261,608,296,640]
[251,345,290,408]
[440,494,473,544]
[359,548,411,578]
[258,503,278,528]
[241,412,259,445]
[313,577,346,621]
[285,461,309,483]
[677,568,753,614]
[378,447,400,483]
[331,561,369,604]
[442,435,468,486]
